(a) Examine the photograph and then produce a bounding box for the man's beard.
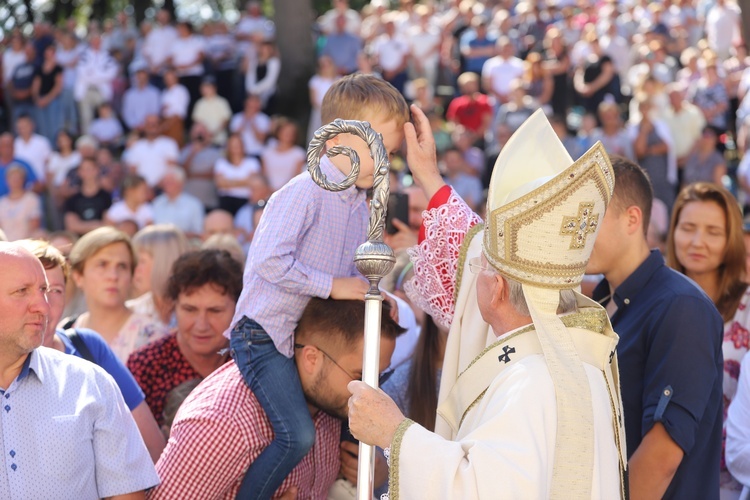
[304,369,349,420]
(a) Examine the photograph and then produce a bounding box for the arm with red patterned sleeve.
[403,105,483,329]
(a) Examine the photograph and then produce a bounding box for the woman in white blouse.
[214,133,261,215]
[261,117,306,192]
[168,21,205,126]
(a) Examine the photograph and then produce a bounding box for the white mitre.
[483,109,615,500]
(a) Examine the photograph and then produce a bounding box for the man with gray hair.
[348,109,626,498]
[152,167,205,238]
[0,242,159,498]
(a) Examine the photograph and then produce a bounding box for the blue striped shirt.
[227,156,368,357]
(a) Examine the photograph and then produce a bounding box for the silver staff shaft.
[307,119,395,500]
[357,293,383,499]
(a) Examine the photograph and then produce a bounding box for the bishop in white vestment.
[347,110,626,499]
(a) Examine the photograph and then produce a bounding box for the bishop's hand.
[404,104,444,200]
[348,381,406,450]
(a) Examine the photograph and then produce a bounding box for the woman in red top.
[127,249,243,436]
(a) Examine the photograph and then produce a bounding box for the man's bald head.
[203,209,235,240]
[0,241,38,261]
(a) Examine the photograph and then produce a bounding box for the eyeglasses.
[294,343,360,381]
[294,343,395,385]
[468,256,493,275]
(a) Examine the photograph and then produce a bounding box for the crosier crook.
[307,119,395,500]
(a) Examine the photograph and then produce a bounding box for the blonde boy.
[227,75,409,498]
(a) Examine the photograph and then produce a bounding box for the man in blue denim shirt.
[587,156,723,499]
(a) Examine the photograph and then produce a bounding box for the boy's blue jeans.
[230,317,315,500]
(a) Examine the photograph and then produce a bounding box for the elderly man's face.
[0,248,50,355]
[162,173,183,197]
[174,283,233,358]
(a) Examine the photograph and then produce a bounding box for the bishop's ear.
[491,274,508,307]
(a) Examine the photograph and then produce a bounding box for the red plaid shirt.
[147,363,341,499]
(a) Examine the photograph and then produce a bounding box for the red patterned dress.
[127,332,229,427]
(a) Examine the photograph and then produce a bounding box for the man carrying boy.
[149,299,403,499]
[227,74,409,498]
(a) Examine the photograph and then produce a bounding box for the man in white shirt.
[372,19,410,94]
[663,83,706,165]
[160,68,190,147]
[13,115,51,182]
[318,0,362,35]
[124,114,179,188]
[481,37,524,105]
[235,0,276,57]
[74,33,119,134]
[407,6,441,87]
[705,0,741,60]
[152,167,205,238]
[141,9,178,87]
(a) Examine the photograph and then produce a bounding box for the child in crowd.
[105,174,153,229]
[228,74,409,498]
[89,102,124,148]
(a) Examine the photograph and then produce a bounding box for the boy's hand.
[404,104,444,200]
[331,277,370,300]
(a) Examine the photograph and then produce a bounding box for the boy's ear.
[326,136,341,149]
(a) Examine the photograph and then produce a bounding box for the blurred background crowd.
[1,0,750,250]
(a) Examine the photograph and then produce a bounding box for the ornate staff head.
[307,119,395,294]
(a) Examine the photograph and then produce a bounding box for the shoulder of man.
[35,345,119,387]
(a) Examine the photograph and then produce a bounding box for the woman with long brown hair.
[667,182,749,497]
[381,314,448,431]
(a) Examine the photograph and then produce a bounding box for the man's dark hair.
[166,249,243,302]
[296,298,405,352]
[609,155,653,235]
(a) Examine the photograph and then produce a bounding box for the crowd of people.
[0,0,749,243]
[2,0,750,498]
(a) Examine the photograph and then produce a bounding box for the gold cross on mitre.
[560,201,599,249]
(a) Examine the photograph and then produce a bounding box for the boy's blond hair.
[321,74,410,126]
